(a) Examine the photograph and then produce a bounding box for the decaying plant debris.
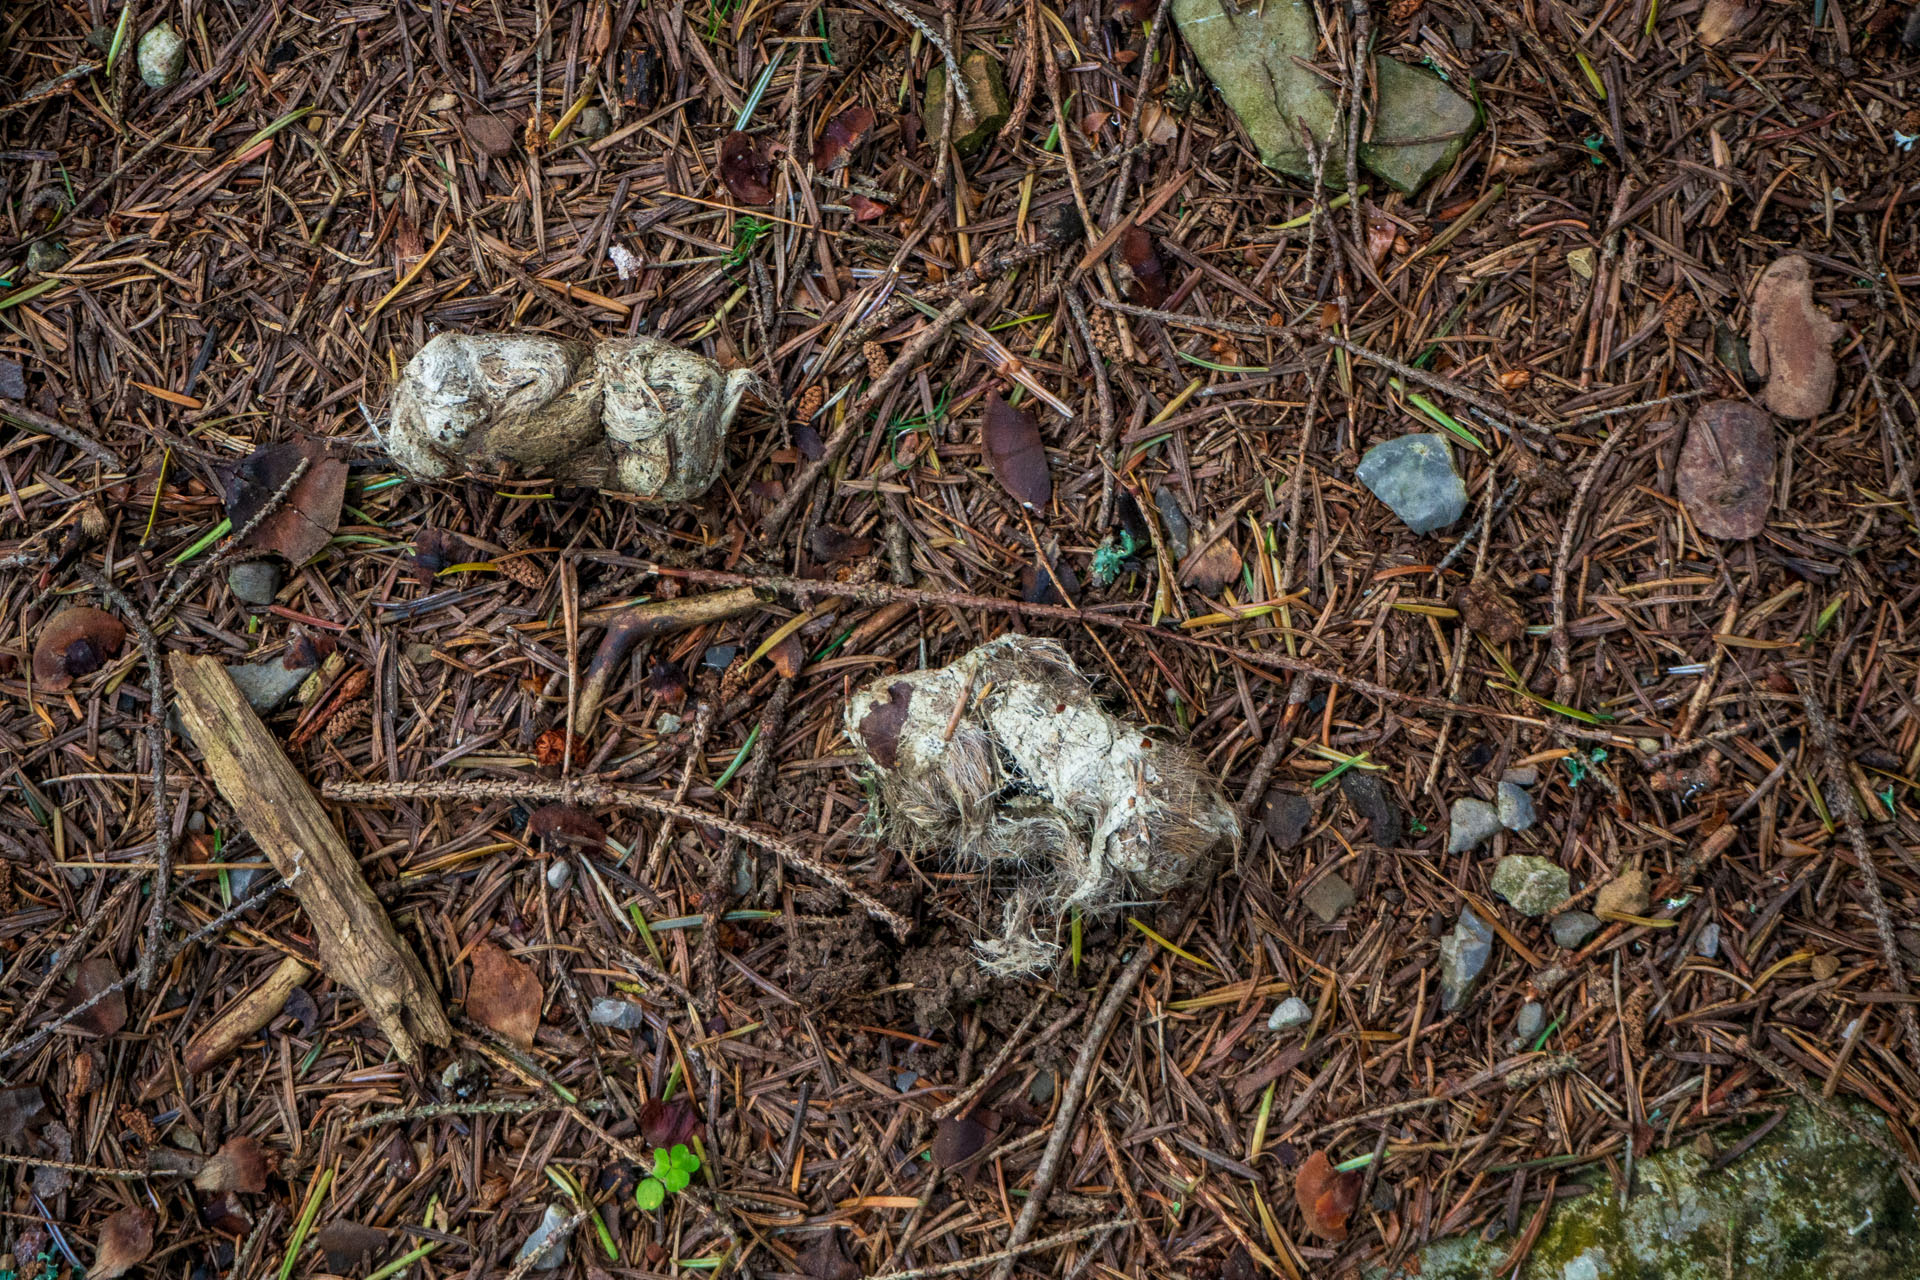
[845,635,1238,973]
[384,333,764,499]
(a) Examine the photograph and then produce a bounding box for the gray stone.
[1438,907,1493,1011]
[1257,789,1312,850]
[1447,797,1502,853]
[225,657,314,714]
[137,21,188,88]
[1268,996,1312,1031]
[1550,910,1602,950]
[1491,855,1570,916]
[546,860,573,889]
[1169,0,1479,194]
[1357,434,1468,534]
[515,1204,572,1270]
[1695,922,1721,959]
[0,358,22,401]
[575,106,612,140]
[1302,872,1355,923]
[1497,781,1536,831]
[25,240,68,275]
[227,560,282,606]
[1501,766,1539,787]
[589,998,648,1030]
[1512,1000,1545,1044]
[1371,1100,1920,1279]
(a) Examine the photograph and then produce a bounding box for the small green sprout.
[635,1144,701,1212]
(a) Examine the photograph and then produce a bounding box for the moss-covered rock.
[1375,1102,1920,1279]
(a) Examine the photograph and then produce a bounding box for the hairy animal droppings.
[844,635,1238,974]
[384,333,764,501]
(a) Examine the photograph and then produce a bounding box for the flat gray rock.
[228,561,282,606]
[1257,789,1313,850]
[1358,434,1468,534]
[1438,907,1493,1010]
[1341,771,1403,847]
[1170,0,1479,193]
[1550,910,1601,950]
[1447,797,1502,853]
[225,658,313,713]
[1496,781,1536,831]
[1491,855,1569,916]
[1512,1000,1545,1045]
[1302,872,1356,923]
[1268,996,1312,1031]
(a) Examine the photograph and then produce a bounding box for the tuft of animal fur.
[845,635,1238,974]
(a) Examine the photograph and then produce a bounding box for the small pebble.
[1550,910,1601,950]
[428,90,459,112]
[656,712,682,734]
[1595,867,1652,918]
[187,810,207,834]
[1695,922,1720,959]
[1341,771,1404,847]
[137,21,188,88]
[1438,907,1494,1010]
[25,240,69,274]
[1447,797,1502,853]
[227,560,283,606]
[1267,996,1312,1031]
[1355,433,1468,534]
[1513,1001,1545,1044]
[515,1205,573,1270]
[1501,766,1538,788]
[575,106,613,140]
[1496,781,1536,831]
[1810,954,1840,982]
[894,1071,919,1092]
[1490,855,1569,916]
[225,657,313,713]
[546,860,573,889]
[1302,872,1356,923]
[1257,789,1312,850]
[589,998,648,1030]
[703,644,737,670]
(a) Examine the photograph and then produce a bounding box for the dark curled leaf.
[1020,553,1080,605]
[315,1221,388,1273]
[981,391,1051,509]
[808,526,876,563]
[648,659,689,706]
[719,132,775,204]
[0,1085,50,1147]
[798,1229,863,1280]
[412,526,474,583]
[66,956,127,1037]
[848,194,889,222]
[91,1207,154,1279]
[282,985,320,1032]
[812,105,876,170]
[1294,1149,1363,1240]
[639,1098,700,1147]
[528,803,607,851]
[1117,226,1169,306]
[856,682,914,768]
[933,1114,991,1170]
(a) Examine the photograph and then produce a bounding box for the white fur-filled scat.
[845,635,1238,974]
[383,332,762,501]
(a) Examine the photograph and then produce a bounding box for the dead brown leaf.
[981,391,1051,509]
[467,941,542,1050]
[1454,578,1525,644]
[194,1135,271,1193]
[812,105,875,170]
[719,132,775,204]
[90,1207,153,1280]
[225,439,348,568]
[32,606,125,691]
[1294,1149,1362,1240]
[1749,255,1844,419]
[1677,399,1775,540]
[66,957,127,1037]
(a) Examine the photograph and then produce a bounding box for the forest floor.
[3,0,1920,1277]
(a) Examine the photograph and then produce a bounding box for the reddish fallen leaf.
[1180,538,1244,596]
[1117,226,1169,306]
[467,941,542,1050]
[1364,208,1398,267]
[32,606,125,691]
[1749,255,1844,420]
[532,727,580,766]
[769,633,807,679]
[194,1135,270,1193]
[1677,399,1776,540]
[1021,553,1081,606]
[412,527,475,584]
[199,1191,253,1237]
[1140,100,1179,145]
[224,439,348,568]
[1697,0,1759,43]
[848,194,889,222]
[933,1114,991,1169]
[648,659,689,706]
[808,526,876,563]
[528,804,607,851]
[0,1085,50,1146]
[464,113,516,157]
[719,132,775,204]
[812,105,875,170]
[91,1207,153,1280]
[981,391,1051,509]
[65,958,127,1038]
[1294,1150,1363,1240]
[638,1098,700,1147]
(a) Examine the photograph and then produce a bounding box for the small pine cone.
[498,555,545,588]
[1901,108,1920,139]
[1090,310,1124,362]
[322,698,371,745]
[796,384,825,421]
[863,341,890,380]
[1388,0,1422,22]
[1662,292,1696,341]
